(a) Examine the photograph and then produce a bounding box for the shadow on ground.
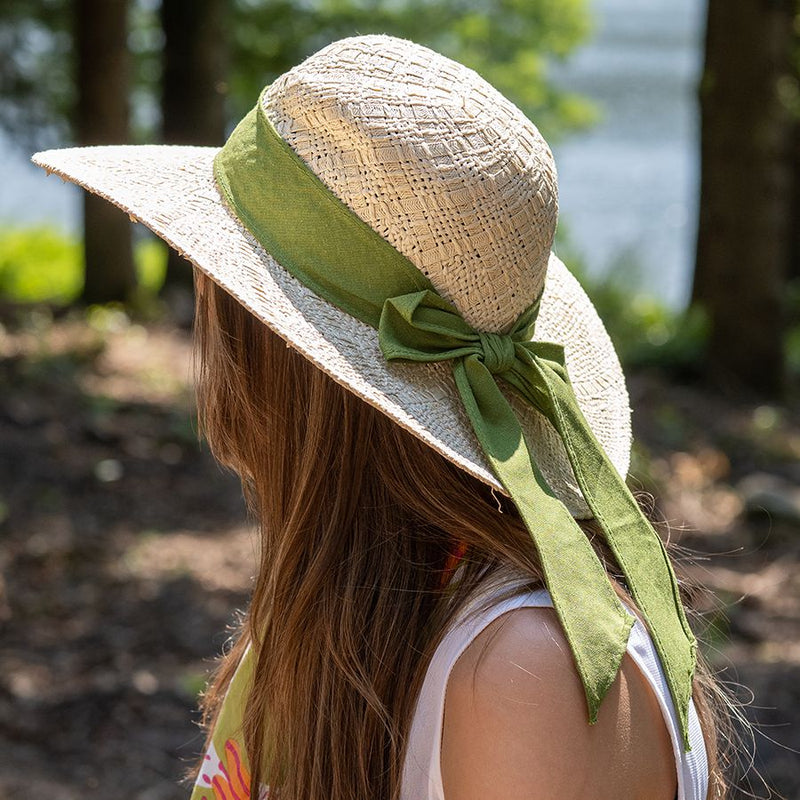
[0,311,251,799]
[1,310,799,799]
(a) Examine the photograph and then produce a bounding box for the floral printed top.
[190,648,265,800]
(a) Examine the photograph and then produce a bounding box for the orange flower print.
[196,739,253,800]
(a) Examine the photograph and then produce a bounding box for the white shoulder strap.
[400,587,708,800]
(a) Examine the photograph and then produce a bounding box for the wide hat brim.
[33,144,632,518]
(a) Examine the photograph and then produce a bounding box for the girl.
[35,34,730,800]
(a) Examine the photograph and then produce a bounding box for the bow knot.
[477,331,517,374]
[378,288,697,749]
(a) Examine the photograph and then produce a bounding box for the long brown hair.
[193,269,731,799]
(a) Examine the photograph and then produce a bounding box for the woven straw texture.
[32,35,632,518]
[265,36,557,333]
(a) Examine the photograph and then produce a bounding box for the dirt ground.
[0,308,798,799]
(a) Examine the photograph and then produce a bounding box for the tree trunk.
[160,0,227,293]
[75,0,135,304]
[789,119,800,283]
[692,0,794,397]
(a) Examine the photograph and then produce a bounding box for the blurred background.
[1,0,799,797]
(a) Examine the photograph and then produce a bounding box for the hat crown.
[263,35,558,333]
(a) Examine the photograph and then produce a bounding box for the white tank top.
[401,586,709,800]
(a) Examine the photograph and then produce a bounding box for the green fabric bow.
[209,90,698,754]
[379,289,696,743]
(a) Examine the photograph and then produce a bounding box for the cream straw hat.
[35,35,701,753]
[33,34,631,519]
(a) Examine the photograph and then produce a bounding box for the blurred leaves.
[0,0,73,150]
[0,0,594,152]
[0,225,167,304]
[555,228,711,376]
[226,0,595,140]
[0,226,82,304]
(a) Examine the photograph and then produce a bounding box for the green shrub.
[554,233,708,373]
[0,226,82,304]
[135,236,167,293]
[0,225,167,304]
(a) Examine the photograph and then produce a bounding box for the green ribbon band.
[213,91,433,328]
[379,290,696,743]
[210,92,697,752]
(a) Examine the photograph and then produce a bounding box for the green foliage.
[555,231,709,373]
[128,1,165,143]
[584,274,709,373]
[0,226,82,304]
[787,276,800,377]
[1,0,595,149]
[135,236,168,293]
[228,0,595,141]
[0,0,73,150]
[0,226,167,304]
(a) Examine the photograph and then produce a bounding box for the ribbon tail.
[511,355,697,751]
[453,356,634,723]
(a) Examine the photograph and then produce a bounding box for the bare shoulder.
[440,606,677,800]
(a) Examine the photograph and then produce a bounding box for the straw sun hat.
[36,34,701,751]
[33,34,631,520]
